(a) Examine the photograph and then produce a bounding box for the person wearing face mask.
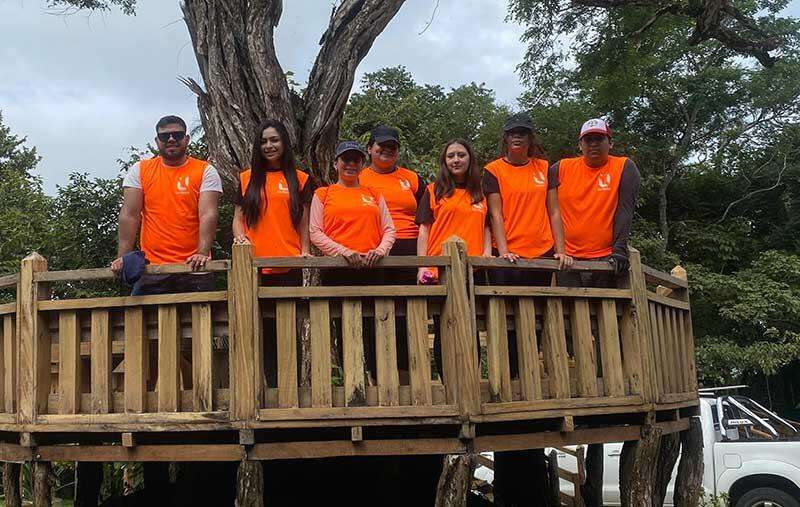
[359,125,427,284]
[554,118,641,287]
[232,120,317,285]
[309,141,396,284]
[483,112,573,287]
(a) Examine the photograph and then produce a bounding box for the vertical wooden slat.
[619,303,642,396]
[668,308,685,393]
[0,316,9,412]
[58,310,81,414]
[191,303,214,412]
[375,299,400,406]
[656,305,673,394]
[648,303,665,396]
[90,310,112,414]
[571,300,597,398]
[276,301,298,409]
[3,315,15,413]
[486,297,512,402]
[681,310,698,392]
[342,299,365,407]
[515,298,542,401]
[310,300,332,408]
[229,244,257,420]
[406,298,432,406]
[597,300,625,397]
[157,305,180,412]
[627,248,657,404]
[124,307,147,413]
[542,298,570,399]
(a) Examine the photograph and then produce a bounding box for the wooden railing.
[0,241,698,434]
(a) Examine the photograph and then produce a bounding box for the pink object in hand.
[420,270,436,285]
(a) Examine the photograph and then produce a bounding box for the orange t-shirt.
[557,155,626,258]
[138,156,209,264]
[238,168,311,274]
[359,166,422,239]
[314,185,383,253]
[483,157,554,258]
[418,183,487,257]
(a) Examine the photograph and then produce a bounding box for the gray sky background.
[0,0,527,193]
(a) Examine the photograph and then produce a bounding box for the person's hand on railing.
[343,251,363,268]
[186,252,211,271]
[110,257,124,274]
[363,249,384,268]
[299,251,313,258]
[498,251,519,263]
[417,268,435,285]
[233,235,251,246]
[609,253,630,276]
[554,252,574,270]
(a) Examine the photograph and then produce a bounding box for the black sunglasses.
[157,131,186,142]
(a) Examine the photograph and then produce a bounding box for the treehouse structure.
[0,239,699,505]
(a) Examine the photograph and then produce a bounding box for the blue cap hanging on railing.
[121,250,148,286]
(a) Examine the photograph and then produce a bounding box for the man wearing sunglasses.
[111,115,222,295]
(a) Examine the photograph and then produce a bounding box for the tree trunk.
[181,0,407,183]
[435,454,474,507]
[674,417,704,507]
[33,461,51,507]
[3,463,21,507]
[619,423,663,506]
[582,443,604,507]
[236,460,264,507]
[657,175,671,252]
[655,434,681,506]
[75,461,103,507]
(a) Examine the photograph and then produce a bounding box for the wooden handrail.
[469,257,614,271]
[0,274,18,290]
[642,265,689,289]
[253,255,450,268]
[35,260,231,283]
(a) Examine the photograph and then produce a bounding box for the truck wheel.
[735,487,800,507]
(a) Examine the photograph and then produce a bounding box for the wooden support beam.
[122,432,135,448]
[561,415,575,433]
[351,426,363,442]
[18,252,49,424]
[239,429,255,446]
[20,432,35,448]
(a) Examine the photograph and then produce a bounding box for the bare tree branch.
[717,153,788,223]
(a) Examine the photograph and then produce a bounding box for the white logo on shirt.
[176,176,190,194]
[277,181,289,194]
[361,195,377,206]
[399,178,412,191]
[472,202,486,212]
[597,173,612,191]
[532,171,546,186]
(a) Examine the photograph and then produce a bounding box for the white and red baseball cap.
[579,118,612,139]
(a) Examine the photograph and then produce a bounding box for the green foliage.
[700,490,729,507]
[341,66,511,180]
[46,0,136,15]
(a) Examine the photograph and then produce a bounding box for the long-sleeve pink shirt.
[309,184,396,257]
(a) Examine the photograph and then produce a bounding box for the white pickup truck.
[475,387,800,506]
[561,388,800,506]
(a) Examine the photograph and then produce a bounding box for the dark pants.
[557,255,617,288]
[261,270,303,386]
[131,273,214,296]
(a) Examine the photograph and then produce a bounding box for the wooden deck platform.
[0,240,698,463]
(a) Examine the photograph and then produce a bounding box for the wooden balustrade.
[0,242,698,433]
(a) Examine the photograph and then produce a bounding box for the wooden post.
[235,460,264,507]
[230,244,258,420]
[434,454,474,507]
[627,247,657,404]
[33,461,51,507]
[581,443,603,507]
[17,252,49,424]
[674,416,704,507]
[3,462,21,507]
[619,415,662,506]
[441,238,480,417]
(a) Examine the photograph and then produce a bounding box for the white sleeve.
[200,165,223,193]
[122,162,142,189]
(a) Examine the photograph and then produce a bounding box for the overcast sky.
[0,0,528,193]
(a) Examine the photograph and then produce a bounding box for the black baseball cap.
[368,125,400,145]
[503,113,535,132]
[335,141,366,159]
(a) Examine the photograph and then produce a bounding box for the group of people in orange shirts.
[111,112,640,292]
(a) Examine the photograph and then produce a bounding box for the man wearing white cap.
[553,118,640,286]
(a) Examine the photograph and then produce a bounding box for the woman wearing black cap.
[483,112,573,283]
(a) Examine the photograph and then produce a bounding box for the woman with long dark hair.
[416,139,490,282]
[232,120,317,285]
